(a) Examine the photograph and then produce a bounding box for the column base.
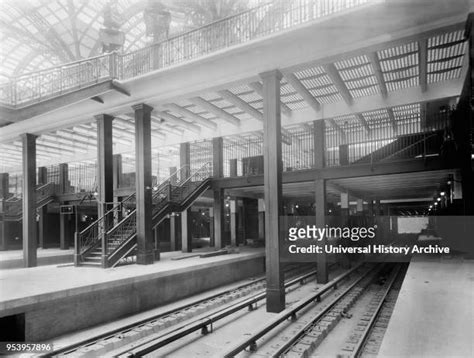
[266,287,285,313]
[101,255,108,268]
[136,251,154,265]
[23,255,37,268]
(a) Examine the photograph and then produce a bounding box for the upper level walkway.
[0,0,470,158]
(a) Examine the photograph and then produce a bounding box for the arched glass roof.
[0,0,256,79]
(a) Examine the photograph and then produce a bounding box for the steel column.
[133,103,155,264]
[261,69,285,313]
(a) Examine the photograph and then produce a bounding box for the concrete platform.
[0,247,265,341]
[379,256,474,358]
[0,248,74,269]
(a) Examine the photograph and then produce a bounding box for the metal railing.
[325,109,452,167]
[0,0,374,106]
[2,182,54,217]
[75,162,212,265]
[75,164,187,259]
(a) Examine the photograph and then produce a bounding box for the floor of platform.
[0,247,264,311]
[0,248,75,269]
[0,248,73,261]
[379,256,474,358]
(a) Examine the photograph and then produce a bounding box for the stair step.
[81,262,102,267]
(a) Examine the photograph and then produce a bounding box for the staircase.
[0,182,55,221]
[75,163,213,267]
[353,131,443,165]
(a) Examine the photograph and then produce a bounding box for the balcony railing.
[0,0,374,106]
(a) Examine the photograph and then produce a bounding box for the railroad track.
[46,263,317,357]
[223,263,406,358]
[352,264,408,358]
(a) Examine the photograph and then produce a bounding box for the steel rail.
[43,265,314,357]
[115,267,324,357]
[223,263,370,357]
[120,264,362,357]
[349,264,402,358]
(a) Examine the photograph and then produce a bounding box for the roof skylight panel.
[228,84,252,95]
[378,42,418,60]
[280,81,297,95]
[294,66,325,80]
[310,92,342,104]
[334,55,370,70]
[362,109,390,129]
[428,30,464,47]
[281,92,303,104]
[300,74,332,90]
[286,101,308,110]
[237,92,262,103]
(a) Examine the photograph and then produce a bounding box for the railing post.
[168,182,172,201]
[74,232,80,266]
[109,52,117,79]
[101,230,108,268]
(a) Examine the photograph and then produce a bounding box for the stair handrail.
[169,162,213,204]
[3,182,55,216]
[77,164,188,237]
[98,162,213,266]
[177,162,213,188]
[106,162,212,244]
[76,164,190,260]
[152,164,190,191]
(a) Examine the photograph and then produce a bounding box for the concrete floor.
[0,247,264,311]
[378,256,474,358]
[0,248,74,269]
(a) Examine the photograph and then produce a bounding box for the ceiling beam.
[163,103,218,130]
[283,72,344,135]
[419,39,428,92]
[248,81,292,118]
[153,111,201,134]
[150,117,183,136]
[42,133,92,150]
[368,52,387,99]
[355,113,371,134]
[283,72,321,112]
[189,97,240,127]
[217,90,263,121]
[387,108,398,135]
[323,64,353,105]
[57,129,97,144]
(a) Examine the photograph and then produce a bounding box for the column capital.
[259,69,282,81]
[132,103,154,114]
[94,113,115,122]
[20,133,38,141]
